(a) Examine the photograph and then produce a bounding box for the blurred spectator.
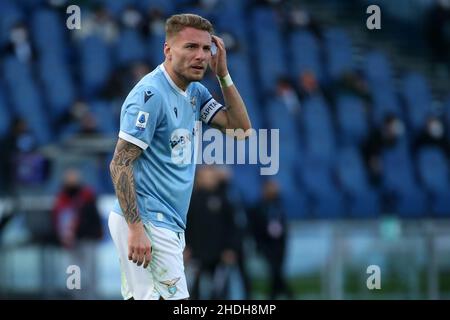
[361,114,406,185]
[74,5,118,44]
[298,70,321,101]
[413,115,450,157]
[186,165,249,299]
[282,3,323,39]
[198,0,219,12]
[425,0,450,74]
[275,76,301,115]
[0,118,49,193]
[59,100,100,137]
[52,168,103,299]
[332,71,371,103]
[218,31,240,53]
[103,62,152,101]
[144,8,166,37]
[120,6,143,30]
[248,180,292,299]
[3,22,36,63]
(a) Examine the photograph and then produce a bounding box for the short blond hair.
[165,13,214,40]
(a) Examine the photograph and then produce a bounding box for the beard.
[175,65,207,83]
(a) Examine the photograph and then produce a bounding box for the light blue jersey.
[112,64,224,232]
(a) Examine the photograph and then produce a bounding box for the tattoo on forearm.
[110,138,142,224]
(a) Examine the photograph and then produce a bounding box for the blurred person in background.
[3,22,36,63]
[331,71,371,103]
[73,4,118,43]
[58,100,100,138]
[0,118,49,193]
[0,118,28,194]
[120,5,144,31]
[52,168,103,299]
[275,76,301,115]
[144,8,167,37]
[103,62,152,101]
[186,165,249,299]
[248,180,292,299]
[296,70,330,102]
[361,114,405,185]
[282,2,323,39]
[413,114,450,157]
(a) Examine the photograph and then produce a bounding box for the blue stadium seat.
[370,85,403,127]
[31,9,66,59]
[381,144,428,218]
[272,171,308,219]
[417,147,449,193]
[90,100,118,134]
[417,147,450,217]
[116,29,147,66]
[227,53,263,130]
[94,0,135,18]
[302,95,336,165]
[400,72,433,133]
[289,30,323,83]
[301,157,345,219]
[136,0,175,14]
[39,56,75,121]
[336,95,368,145]
[336,147,380,218]
[265,98,299,134]
[215,0,247,37]
[251,8,288,94]
[231,165,262,208]
[0,1,24,47]
[16,0,45,9]
[3,57,51,145]
[364,51,394,87]
[3,54,33,84]
[265,98,301,167]
[148,33,166,66]
[324,27,354,80]
[79,35,113,98]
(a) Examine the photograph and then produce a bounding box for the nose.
[194,48,208,62]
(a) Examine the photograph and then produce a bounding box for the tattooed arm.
[110,138,151,268]
[110,138,142,224]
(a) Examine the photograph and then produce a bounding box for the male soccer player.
[108,13,251,300]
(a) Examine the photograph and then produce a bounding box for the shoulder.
[129,67,167,101]
[191,82,210,96]
[126,82,165,108]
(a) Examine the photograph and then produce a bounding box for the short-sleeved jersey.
[112,64,224,232]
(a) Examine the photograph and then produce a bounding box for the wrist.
[217,73,233,88]
[128,221,144,232]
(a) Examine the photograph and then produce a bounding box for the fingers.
[136,247,144,266]
[128,245,152,268]
[128,245,133,261]
[143,249,152,269]
[212,35,225,52]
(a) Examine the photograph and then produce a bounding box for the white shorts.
[108,211,189,300]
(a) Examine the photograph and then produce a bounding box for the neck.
[163,61,189,91]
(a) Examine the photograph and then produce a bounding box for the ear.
[164,42,171,61]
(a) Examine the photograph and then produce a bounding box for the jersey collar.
[160,64,188,97]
